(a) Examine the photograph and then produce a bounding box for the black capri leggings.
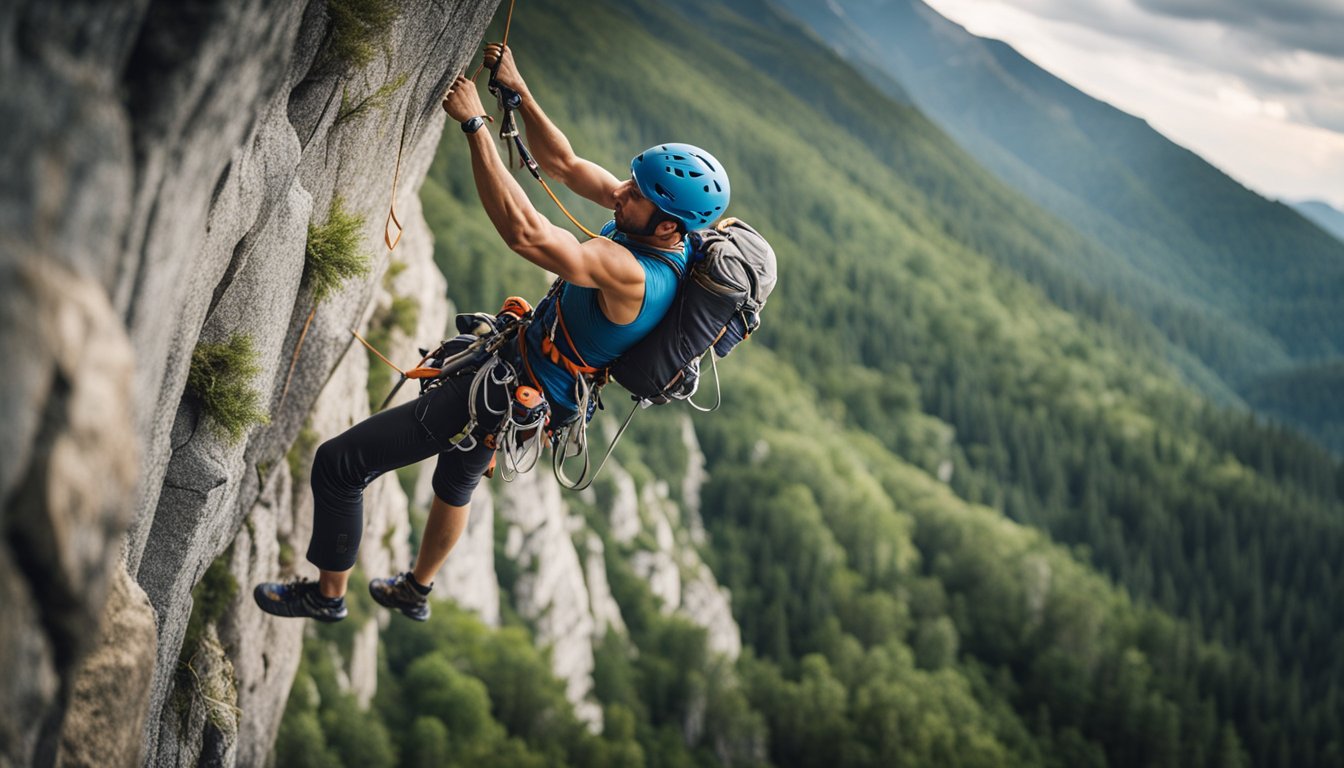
[305,367,509,572]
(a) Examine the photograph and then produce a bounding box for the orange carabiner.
[501,295,532,318]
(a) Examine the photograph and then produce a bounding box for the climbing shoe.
[368,572,431,622]
[253,578,347,622]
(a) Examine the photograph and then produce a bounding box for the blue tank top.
[520,220,688,417]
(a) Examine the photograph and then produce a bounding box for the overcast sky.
[921,0,1344,210]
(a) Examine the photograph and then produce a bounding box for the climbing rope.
[350,327,406,376]
[471,0,516,82]
[501,126,601,239]
[358,0,617,484]
[383,150,404,251]
[474,0,600,239]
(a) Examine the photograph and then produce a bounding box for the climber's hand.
[483,43,527,96]
[442,75,487,123]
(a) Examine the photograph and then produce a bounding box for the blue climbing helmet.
[630,143,730,231]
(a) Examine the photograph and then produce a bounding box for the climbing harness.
[358,295,550,480]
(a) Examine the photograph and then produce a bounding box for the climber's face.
[612,177,662,236]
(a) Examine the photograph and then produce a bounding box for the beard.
[615,206,663,237]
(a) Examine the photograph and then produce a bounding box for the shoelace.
[282,577,316,591]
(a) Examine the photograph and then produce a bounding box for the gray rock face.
[56,563,157,768]
[0,259,138,765]
[119,1,312,575]
[4,2,747,765]
[135,168,310,763]
[0,0,500,765]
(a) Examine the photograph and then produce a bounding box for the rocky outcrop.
[1,1,499,765]
[487,415,741,729]
[498,468,606,727]
[0,250,139,763]
[582,531,627,637]
[607,424,742,661]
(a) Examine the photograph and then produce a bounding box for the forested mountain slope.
[359,0,1344,766]
[775,0,1344,453]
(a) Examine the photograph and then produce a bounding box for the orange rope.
[537,175,599,239]
[467,0,599,240]
[350,328,406,376]
[472,0,517,82]
[383,148,404,251]
[277,306,317,407]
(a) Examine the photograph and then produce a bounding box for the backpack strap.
[641,248,686,278]
[540,295,608,380]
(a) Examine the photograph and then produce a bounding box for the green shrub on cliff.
[336,71,409,126]
[324,0,399,70]
[304,196,371,304]
[187,334,270,443]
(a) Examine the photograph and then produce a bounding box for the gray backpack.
[609,218,778,406]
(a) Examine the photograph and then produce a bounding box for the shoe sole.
[368,582,430,622]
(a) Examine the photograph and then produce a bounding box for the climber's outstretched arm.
[444,76,642,305]
[483,43,620,207]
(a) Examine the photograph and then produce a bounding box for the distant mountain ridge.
[774,0,1344,452]
[1293,200,1344,243]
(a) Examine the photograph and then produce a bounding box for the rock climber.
[253,43,730,622]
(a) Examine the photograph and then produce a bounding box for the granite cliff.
[1,1,495,764]
[1,2,741,765]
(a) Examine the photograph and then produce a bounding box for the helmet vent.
[654,183,673,200]
[713,180,722,192]
[694,154,717,172]
[689,171,703,178]
[673,168,685,177]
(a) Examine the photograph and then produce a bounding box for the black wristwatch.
[461,116,487,134]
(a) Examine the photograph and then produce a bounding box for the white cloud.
[923,0,1344,209]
